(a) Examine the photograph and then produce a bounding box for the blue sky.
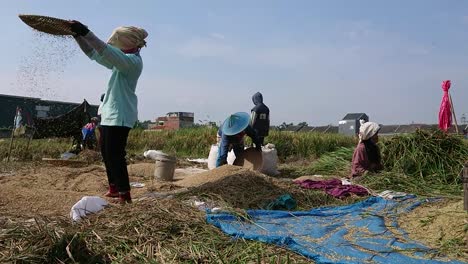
[1,0,467,125]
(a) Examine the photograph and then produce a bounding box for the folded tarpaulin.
[206,196,464,264]
[295,178,369,198]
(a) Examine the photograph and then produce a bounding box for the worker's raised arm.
[84,32,138,73]
[74,36,93,57]
[70,21,140,73]
[73,35,113,70]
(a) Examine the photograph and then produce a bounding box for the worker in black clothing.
[250,92,270,146]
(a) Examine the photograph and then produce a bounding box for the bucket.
[154,154,176,181]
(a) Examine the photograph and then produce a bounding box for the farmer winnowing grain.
[217,112,261,167]
[350,122,383,178]
[70,21,148,204]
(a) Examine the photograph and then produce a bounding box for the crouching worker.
[216,112,261,167]
[70,20,148,204]
[350,122,383,178]
[82,117,99,149]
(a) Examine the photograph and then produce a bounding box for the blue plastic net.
[207,196,465,264]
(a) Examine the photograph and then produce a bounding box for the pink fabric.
[438,80,452,132]
[294,179,369,198]
[84,123,96,130]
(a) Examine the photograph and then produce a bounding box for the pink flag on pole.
[438,80,452,132]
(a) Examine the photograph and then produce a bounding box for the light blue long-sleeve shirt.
[87,44,143,128]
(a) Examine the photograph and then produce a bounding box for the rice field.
[0,127,356,161]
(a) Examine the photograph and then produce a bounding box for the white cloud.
[210,33,226,40]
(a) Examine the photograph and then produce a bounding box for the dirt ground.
[0,161,207,218]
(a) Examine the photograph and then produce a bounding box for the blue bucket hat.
[221,112,251,136]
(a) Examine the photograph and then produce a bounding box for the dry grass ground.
[399,200,468,260]
[0,161,320,263]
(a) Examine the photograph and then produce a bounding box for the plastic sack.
[207,144,236,170]
[144,150,166,160]
[70,196,108,222]
[60,152,76,160]
[207,145,218,170]
[260,143,280,176]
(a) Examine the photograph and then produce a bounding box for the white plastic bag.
[144,150,166,160]
[70,196,108,222]
[207,144,236,170]
[227,150,236,165]
[260,144,280,176]
[207,145,218,170]
[60,152,76,160]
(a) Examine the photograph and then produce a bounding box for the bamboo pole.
[448,92,459,134]
[464,163,467,211]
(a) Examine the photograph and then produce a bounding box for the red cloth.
[438,80,452,132]
[294,178,369,198]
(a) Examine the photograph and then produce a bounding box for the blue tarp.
[207,196,465,264]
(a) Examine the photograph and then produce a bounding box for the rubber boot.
[104,184,119,198]
[119,191,132,204]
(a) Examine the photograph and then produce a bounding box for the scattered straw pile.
[399,199,467,259]
[175,165,247,188]
[0,198,310,263]
[76,149,102,163]
[178,165,360,209]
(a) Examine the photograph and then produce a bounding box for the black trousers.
[100,126,131,192]
[258,137,265,146]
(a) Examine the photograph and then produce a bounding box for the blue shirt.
[88,45,143,128]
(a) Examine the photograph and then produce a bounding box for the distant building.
[338,113,369,136]
[0,94,98,129]
[152,112,194,130]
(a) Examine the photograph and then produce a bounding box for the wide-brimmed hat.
[221,112,250,136]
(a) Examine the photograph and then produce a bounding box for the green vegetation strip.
[0,127,356,161]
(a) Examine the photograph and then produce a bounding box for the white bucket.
[154,154,176,181]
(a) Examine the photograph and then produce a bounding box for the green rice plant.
[0,137,71,161]
[278,147,354,178]
[264,131,356,160]
[301,147,354,176]
[380,130,468,185]
[278,130,467,197]
[0,128,356,161]
[360,171,462,197]
[126,127,218,158]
